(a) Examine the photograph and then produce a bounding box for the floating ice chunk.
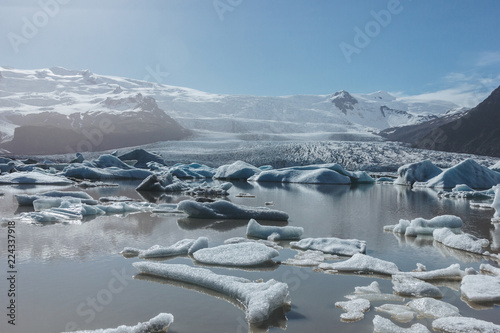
[62,164,152,180]
[177,200,289,221]
[248,167,352,185]
[214,160,262,180]
[392,275,443,298]
[493,186,500,222]
[318,253,400,276]
[384,215,462,237]
[460,274,500,303]
[290,237,366,256]
[68,313,174,333]
[135,173,188,192]
[414,159,500,189]
[395,160,442,186]
[92,154,133,169]
[118,149,166,169]
[433,228,489,254]
[335,298,370,322]
[345,281,405,302]
[120,247,141,256]
[193,242,279,267]
[33,197,83,211]
[491,161,500,172]
[403,264,465,281]
[246,219,303,240]
[224,237,283,250]
[169,163,215,179]
[133,262,290,323]
[375,304,415,322]
[15,190,97,206]
[0,171,73,185]
[480,263,500,277]
[137,238,208,259]
[432,316,500,333]
[406,297,460,318]
[373,315,430,333]
[282,250,339,266]
[184,181,232,197]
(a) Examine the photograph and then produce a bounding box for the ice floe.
[124,238,209,259]
[224,237,282,250]
[290,237,366,256]
[460,274,500,303]
[344,281,404,302]
[432,316,500,333]
[335,298,370,321]
[192,242,279,267]
[395,160,442,186]
[169,163,215,179]
[480,263,500,277]
[68,313,174,333]
[414,159,500,189]
[117,149,166,169]
[493,186,500,222]
[384,215,462,237]
[135,173,187,192]
[246,219,303,240]
[213,160,262,180]
[0,171,73,185]
[375,303,415,322]
[282,250,339,266]
[433,228,489,254]
[62,164,152,180]
[176,200,289,220]
[317,253,400,276]
[406,297,460,318]
[133,262,290,323]
[402,264,465,281]
[437,184,495,199]
[373,315,430,333]
[15,190,97,206]
[184,182,232,197]
[392,275,443,298]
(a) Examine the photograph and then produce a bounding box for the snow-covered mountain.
[0,67,464,154]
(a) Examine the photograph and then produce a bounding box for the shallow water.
[0,181,499,332]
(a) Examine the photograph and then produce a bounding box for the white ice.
[290,237,366,256]
[414,159,500,189]
[318,253,400,275]
[62,164,152,180]
[402,264,465,281]
[282,250,339,266]
[133,262,290,323]
[392,275,443,298]
[493,186,500,222]
[224,237,283,250]
[460,274,500,303]
[246,219,303,240]
[124,237,208,258]
[395,160,442,186]
[406,297,460,318]
[192,242,279,267]
[375,304,415,322]
[335,298,370,321]
[184,181,232,197]
[384,215,462,237]
[432,316,500,333]
[433,228,489,254]
[67,313,174,333]
[373,315,430,333]
[0,171,73,185]
[345,281,405,302]
[169,163,215,179]
[438,184,495,199]
[15,190,97,206]
[480,263,500,277]
[176,200,289,220]
[135,173,187,192]
[213,160,262,180]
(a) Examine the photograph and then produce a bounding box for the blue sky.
[1,0,500,106]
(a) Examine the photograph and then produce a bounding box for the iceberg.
[135,173,188,192]
[177,200,289,221]
[460,274,500,303]
[414,159,500,189]
[0,171,73,185]
[246,219,303,240]
[432,316,500,333]
[91,154,134,169]
[317,253,400,276]
[384,215,462,237]
[373,315,430,333]
[133,262,290,323]
[248,167,352,185]
[433,228,489,254]
[169,163,215,179]
[133,238,208,259]
[282,250,339,266]
[406,297,460,318]
[395,160,442,186]
[67,313,174,333]
[213,160,261,180]
[62,164,152,180]
[438,184,496,199]
[117,149,166,169]
[290,237,366,256]
[192,242,279,267]
[15,190,97,206]
[184,182,232,197]
[392,275,443,298]
[335,298,370,321]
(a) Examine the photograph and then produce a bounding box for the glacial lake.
[1,180,499,333]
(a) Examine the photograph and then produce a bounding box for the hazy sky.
[1,0,500,106]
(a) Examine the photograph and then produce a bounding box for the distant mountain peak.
[331,90,358,115]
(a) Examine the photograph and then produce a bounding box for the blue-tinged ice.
[246,219,303,240]
[0,171,73,185]
[177,200,289,220]
[213,160,262,180]
[169,163,215,179]
[15,190,97,206]
[395,160,442,186]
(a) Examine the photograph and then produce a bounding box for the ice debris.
[402,264,465,281]
[373,315,430,333]
[282,250,339,266]
[335,298,370,322]
[246,219,303,240]
[290,237,366,256]
[133,262,290,323]
[0,171,73,185]
[493,186,500,222]
[383,215,462,237]
[432,316,500,333]
[192,242,279,267]
[224,237,283,250]
[345,281,404,302]
[213,160,262,180]
[169,163,215,179]
[433,228,489,254]
[406,297,460,318]
[460,274,500,303]
[136,173,187,192]
[395,160,442,186]
[176,200,289,220]
[67,313,174,333]
[392,275,443,298]
[15,191,97,206]
[121,238,208,258]
[480,263,500,277]
[375,303,415,322]
[318,253,399,276]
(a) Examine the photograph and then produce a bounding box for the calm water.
[0,181,499,333]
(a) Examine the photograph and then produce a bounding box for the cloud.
[476,51,500,67]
